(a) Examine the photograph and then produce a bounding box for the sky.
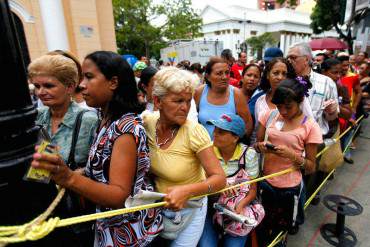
[191,0,258,12]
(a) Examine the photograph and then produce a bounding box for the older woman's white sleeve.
[186,99,198,123]
[189,123,212,154]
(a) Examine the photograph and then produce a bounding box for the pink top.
[259,110,323,188]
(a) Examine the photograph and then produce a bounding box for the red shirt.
[230,63,246,82]
[229,77,240,88]
[340,72,359,104]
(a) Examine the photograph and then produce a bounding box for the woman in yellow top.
[143,67,226,246]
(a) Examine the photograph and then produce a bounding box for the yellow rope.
[0,115,365,244]
[0,188,65,246]
[0,169,295,244]
[267,231,286,247]
[316,115,364,158]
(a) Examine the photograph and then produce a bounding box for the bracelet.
[292,154,297,163]
[299,158,306,169]
[205,182,212,194]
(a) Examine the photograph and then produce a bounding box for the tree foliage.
[112,0,202,58]
[157,0,202,40]
[310,0,346,34]
[246,32,277,59]
[310,0,356,54]
[280,0,359,54]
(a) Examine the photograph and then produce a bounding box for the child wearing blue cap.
[199,113,260,247]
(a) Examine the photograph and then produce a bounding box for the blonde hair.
[28,54,78,87]
[152,66,198,98]
[47,50,83,83]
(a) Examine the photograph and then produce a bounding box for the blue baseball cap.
[207,113,246,138]
[264,47,283,62]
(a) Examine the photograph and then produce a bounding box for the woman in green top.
[199,113,259,247]
[28,54,98,247]
[29,54,98,166]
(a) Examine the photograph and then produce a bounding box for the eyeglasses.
[287,55,305,61]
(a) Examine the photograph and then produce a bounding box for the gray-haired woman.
[143,67,226,246]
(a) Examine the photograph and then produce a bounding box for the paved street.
[289,118,370,246]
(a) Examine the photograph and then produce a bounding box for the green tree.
[113,0,161,58]
[157,0,203,40]
[310,0,355,54]
[246,32,277,59]
[112,0,202,59]
[278,0,364,54]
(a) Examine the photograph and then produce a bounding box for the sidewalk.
[288,118,370,246]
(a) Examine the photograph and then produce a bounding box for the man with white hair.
[287,42,339,136]
[287,42,339,205]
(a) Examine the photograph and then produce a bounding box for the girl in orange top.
[255,77,322,246]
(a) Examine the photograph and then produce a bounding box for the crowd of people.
[27,44,369,247]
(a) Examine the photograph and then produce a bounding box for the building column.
[293,33,298,44]
[305,34,310,42]
[284,33,290,54]
[298,34,303,43]
[288,33,294,51]
[280,33,286,54]
[39,0,69,51]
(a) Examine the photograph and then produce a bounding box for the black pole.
[335,203,346,237]
[0,0,40,224]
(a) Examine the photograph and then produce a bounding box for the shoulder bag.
[213,146,265,237]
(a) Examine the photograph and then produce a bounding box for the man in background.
[337,54,362,164]
[231,52,247,82]
[288,42,339,204]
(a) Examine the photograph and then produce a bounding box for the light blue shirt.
[198,85,236,139]
[36,101,99,166]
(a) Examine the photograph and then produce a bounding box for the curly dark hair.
[259,57,296,93]
[85,51,144,121]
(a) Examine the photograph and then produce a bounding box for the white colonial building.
[200,3,339,58]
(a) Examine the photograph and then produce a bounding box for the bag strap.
[238,145,249,170]
[260,109,279,172]
[67,109,88,170]
[263,109,278,143]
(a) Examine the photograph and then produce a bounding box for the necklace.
[155,120,177,148]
